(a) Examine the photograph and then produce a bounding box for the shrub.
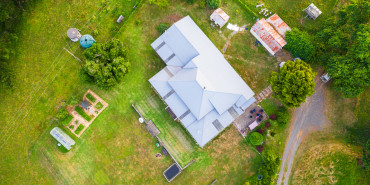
[270,114,277,120]
[56,108,69,120]
[206,0,221,9]
[277,106,290,124]
[185,0,195,4]
[257,128,265,134]
[74,106,92,121]
[61,115,73,126]
[285,28,315,61]
[95,102,104,110]
[270,132,276,137]
[86,93,96,102]
[265,122,271,128]
[75,124,85,135]
[257,145,264,152]
[156,23,170,34]
[249,132,263,146]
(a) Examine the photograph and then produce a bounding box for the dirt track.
[277,72,329,185]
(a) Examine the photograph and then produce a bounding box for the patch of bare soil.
[166,14,183,24]
[275,49,293,63]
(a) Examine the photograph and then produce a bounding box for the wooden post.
[63,47,82,62]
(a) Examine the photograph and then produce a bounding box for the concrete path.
[277,73,329,185]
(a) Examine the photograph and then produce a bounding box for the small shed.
[50,127,75,150]
[67,28,81,42]
[81,100,91,110]
[304,3,322,20]
[163,163,182,182]
[80,34,96,49]
[210,8,230,28]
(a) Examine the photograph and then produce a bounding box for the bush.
[270,114,277,120]
[270,132,276,137]
[257,145,264,152]
[265,122,271,128]
[74,106,92,121]
[156,23,170,34]
[277,106,290,124]
[61,115,73,126]
[56,108,73,126]
[86,93,96,102]
[257,128,265,134]
[185,0,195,4]
[285,28,315,62]
[249,132,264,146]
[206,0,221,9]
[75,124,85,135]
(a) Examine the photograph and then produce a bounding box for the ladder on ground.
[255,85,273,102]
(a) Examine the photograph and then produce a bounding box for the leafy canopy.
[82,39,130,89]
[269,59,315,108]
[284,28,315,62]
[314,0,369,97]
[206,0,221,9]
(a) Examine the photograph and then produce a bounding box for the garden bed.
[75,124,85,135]
[86,93,96,103]
[74,106,92,121]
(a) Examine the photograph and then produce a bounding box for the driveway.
[277,72,329,185]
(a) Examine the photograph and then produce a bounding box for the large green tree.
[315,0,369,97]
[269,59,315,108]
[284,28,315,62]
[83,39,130,89]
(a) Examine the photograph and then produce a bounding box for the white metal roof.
[149,16,256,147]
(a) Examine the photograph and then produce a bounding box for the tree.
[269,59,315,108]
[82,39,130,89]
[276,106,290,124]
[148,0,169,8]
[314,0,369,97]
[206,0,221,9]
[249,132,263,146]
[284,28,315,62]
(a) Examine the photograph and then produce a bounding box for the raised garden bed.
[75,124,85,135]
[61,115,73,126]
[95,102,104,110]
[74,106,92,121]
[86,93,96,103]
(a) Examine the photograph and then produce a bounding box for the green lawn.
[0,0,352,184]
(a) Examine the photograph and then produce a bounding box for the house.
[81,100,91,110]
[149,16,256,148]
[250,14,291,55]
[304,3,322,20]
[50,127,75,150]
[210,8,230,28]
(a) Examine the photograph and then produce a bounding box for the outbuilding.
[304,3,322,20]
[210,8,230,28]
[50,127,75,150]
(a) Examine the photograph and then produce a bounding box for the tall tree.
[269,59,315,108]
[83,39,130,89]
[284,28,315,62]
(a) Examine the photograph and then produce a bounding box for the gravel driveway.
[277,73,329,185]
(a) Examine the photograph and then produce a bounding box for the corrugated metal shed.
[304,3,322,20]
[210,8,230,28]
[50,127,75,150]
[250,14,290,55]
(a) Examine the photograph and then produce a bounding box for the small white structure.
[248,120,258,130]
[304,3,322,20]
[210,8,230,28]
[320,73,331,83]
[226,23,239,31]
[67,28,81,42]
[50,127,75,150]
[116,15,124,23]
[279,62,286,68]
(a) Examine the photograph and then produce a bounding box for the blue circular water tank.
[80,34,96,49]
